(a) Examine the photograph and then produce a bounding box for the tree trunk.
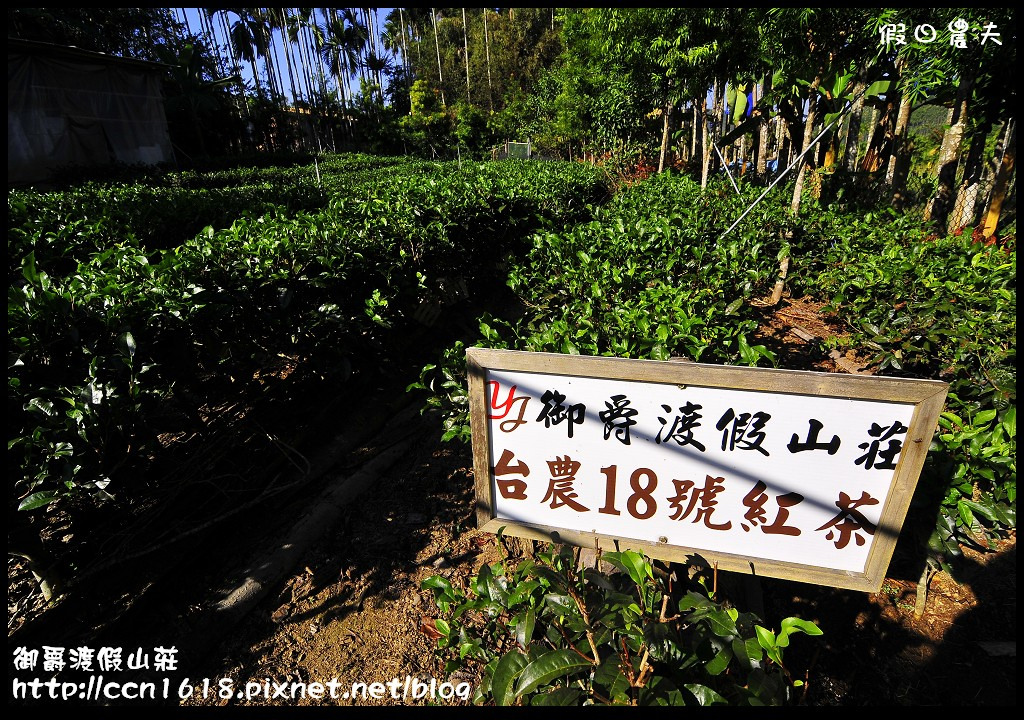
[816,130,830,168]
[777,114,789,170]
[416,16,423,67]
[483,8,493,112]
[702,80,724,184]
[775,72,822,307]
[713,80,725,169]
[756,83,771,176]
[263,15,283,101]
[9,534,62,602]
[298,17,318,106]
[720,81,730,137]
[925,69,975,228]
[756,118,770,175]
[462,8,471,105]
[981,119,1016,239]
[215,11,252,143]
[681,113,690,165]
[852,103,877,171]
[841,81,865,171]
[790,72,822,215]
[691,103,699,172]
[372,8,384,95]
[277,9,301,105]
[885,59,912,191]
[658,99,675,173]
[886,92,912,183]
[948,121,991,234]
[432,8,446,106]
[750,83,761,172]
[860,99,895,173]
[698,97,709,187]
[400,9,414,114]
[702,81,716,186]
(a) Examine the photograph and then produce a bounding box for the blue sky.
[177,8,394,102]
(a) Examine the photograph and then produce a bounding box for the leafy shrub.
[423,541,822,706]
[7,154,609,576]
[789,206,1016,556]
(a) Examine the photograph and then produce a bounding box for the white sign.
[467,349,948,592]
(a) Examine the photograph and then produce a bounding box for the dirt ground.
[8,296,1017,709]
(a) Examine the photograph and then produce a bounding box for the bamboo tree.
[483,8,494,112]
[179,7,193,36]
[220,9,272,98]
[289,8,327,149]
[271,8,300,107]
[462,7,471,105]
[289,9,316,106]
[431,8,446,106]
[318,9,358,137]
[400,8,413,111]
[258,8,284,100]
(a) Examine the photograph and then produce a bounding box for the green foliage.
[8,155,607,547]
[419,173,787,441]
[402,8,562,131]
[400,79,455,157]
[417,169,1015,581]
[453,102,492,157]
[788,204,1016,555]
[422,543,821,706]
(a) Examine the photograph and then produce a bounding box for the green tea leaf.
[421,575,453,592]
[119,331,137,359]
[514,608,536,649]
[492,650,530,706]
[513,649,592,699]
[1000,407,1015,437]
[684,683,728,706]
[18,490,57,511]
[530,687,583,706]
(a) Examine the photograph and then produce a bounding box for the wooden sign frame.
[467,348,948,592]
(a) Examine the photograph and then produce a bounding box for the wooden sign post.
[467,348,948,592]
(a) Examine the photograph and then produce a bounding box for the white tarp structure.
[506,140,531,160]
[8,39,174,184]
